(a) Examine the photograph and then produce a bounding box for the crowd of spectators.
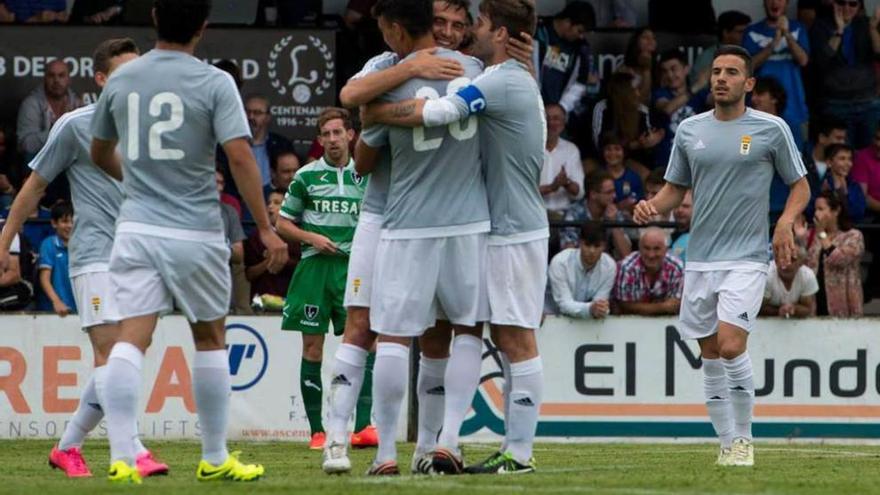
[1,0,878,317]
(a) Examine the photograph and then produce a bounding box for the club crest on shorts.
[91,297,101,313]
[304,304,320,320]
[740,135,751,155]
[352,277,361,294]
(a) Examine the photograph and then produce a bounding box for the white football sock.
[437,334,482,454]
[723,352,755,441]
[105,343,143,465]
[702,358,734,448]
[58,370,104,451]
[415,355,447,454]
[94,364,147,456]
[326,343,368,445]
[499,352,511,452]
[372,342,409,463]
[192,350,231,465]
[506,357,543,464]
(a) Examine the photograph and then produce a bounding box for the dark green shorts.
[281,255,347,335]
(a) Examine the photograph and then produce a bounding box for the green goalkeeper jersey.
[279,156,367,259]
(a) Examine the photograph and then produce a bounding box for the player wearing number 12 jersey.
[89,0,287,484]
[353,0,488,476]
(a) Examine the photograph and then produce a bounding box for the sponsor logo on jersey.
[740,135,751,155]
[309,198,360,215]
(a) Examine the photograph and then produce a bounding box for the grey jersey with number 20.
[91,49,251,233]
[665,108,807,265]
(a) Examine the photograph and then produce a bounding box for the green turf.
[3,440,880,494]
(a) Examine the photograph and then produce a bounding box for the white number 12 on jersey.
[126,92,185,160]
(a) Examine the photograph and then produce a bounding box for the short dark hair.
[93,38,139,75]
[716,10,751,39]
[267,188,287,200]
[645,167,666,188]
[824,142,853,161]
[51,201,73,221]
[153,0,212,44]
[436,0,470,13]
[545,102,566,116]
[816,190,853,231]
[318,107,353,132]
[214,59,243,90]
[586,169,613,195]
[659,48,687,67]
[555,1,594,30]
[372,0,433,37]
[713,44,752,76]
[753,77,787,116]
[479,0,537,41]
[271,149,301,172]
[599,132,626,150]
[813,115,848,140]
[579,221,605,246]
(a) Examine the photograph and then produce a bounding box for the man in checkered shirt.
[614,227,684,315]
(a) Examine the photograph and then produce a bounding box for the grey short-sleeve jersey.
[29,104,123,275]
[350,52,398,215]
[371,48,489,237]
[91,49,251,233]
[448,60,549,240]
[665,108,807,265]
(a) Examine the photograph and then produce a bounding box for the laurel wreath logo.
[268,35,334,102]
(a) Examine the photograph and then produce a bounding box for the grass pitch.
[2,440,880,494]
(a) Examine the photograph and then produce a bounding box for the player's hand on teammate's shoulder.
[633,200,658,225]
[407,48,464,80]
[259,228,289,274]
[507,32,535,69]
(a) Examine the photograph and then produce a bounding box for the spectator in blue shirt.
[1,0,68,23]
[653,49,712,166]
[821,143,867,223]
[37,202,75,315]
[743,0,810,149]
[599,132,643,217]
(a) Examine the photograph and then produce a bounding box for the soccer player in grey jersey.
[362,0,546,474]
[0,39,169,480]
[88,0,287,483]
[634,45,810,467]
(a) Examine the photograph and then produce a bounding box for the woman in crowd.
[807,190,865,317]
[822,143,867,223]
[618,28,658,106]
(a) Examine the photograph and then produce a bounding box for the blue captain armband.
[456,85,487,114]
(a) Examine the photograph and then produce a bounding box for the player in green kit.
[276,107,375,450]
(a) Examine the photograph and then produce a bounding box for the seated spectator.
[803,116,848,194]
[744,0,810,148]
[599,133,643,215]
[810,0,880,148]
[0,221,32,310]
[17,60,81,162]
[671,190,693,262]
[616,28,658,106]
[37,202,75,315]
[807,190,864,316]
[561,170,633,259]
[690,10,752,83]
[588,0,636,28]
[592,72,664,175]
[653,49,711,167]
[215,168,242,218]
[853,124,880,218]
[2,0,67,23]
[540,104,584,220]
[821,143,866,222]
[245,189,301,300]
[614,227,683,315]
[761,242,818,318]
[547,221,616,319]
[265,149,301,199]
